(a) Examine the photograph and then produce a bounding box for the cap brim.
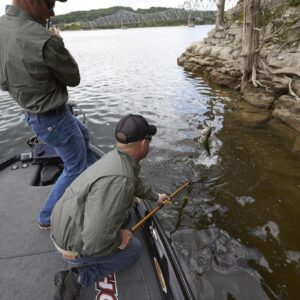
[57,0,67,2]
[148,125,157,136]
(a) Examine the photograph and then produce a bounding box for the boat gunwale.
[135,200,196,300]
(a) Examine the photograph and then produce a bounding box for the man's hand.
[118,229,133,250]
[158,193,171,205]
[48,26,61,38]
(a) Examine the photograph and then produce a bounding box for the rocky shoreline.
[177,4,300,134]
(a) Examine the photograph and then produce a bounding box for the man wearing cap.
[0,0,96,229]
[50,114,169,299]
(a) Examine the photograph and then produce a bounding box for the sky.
[0,0,189,15]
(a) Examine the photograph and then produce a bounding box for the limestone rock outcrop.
[178,3,300,134]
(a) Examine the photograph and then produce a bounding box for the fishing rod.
[131,181,191,232]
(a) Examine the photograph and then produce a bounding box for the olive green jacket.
[0,5,80,113]
[51,148,159,257]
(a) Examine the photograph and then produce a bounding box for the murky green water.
[0,26,299,299]
[142,82,300,299]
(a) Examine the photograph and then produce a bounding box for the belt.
[52,238,79,261]
[24,105,67,118]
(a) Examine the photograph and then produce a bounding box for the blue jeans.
[65,238,141,288]
[25,108,97,225]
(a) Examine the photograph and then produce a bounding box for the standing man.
[0,0,96,229]
[51,114,169,299]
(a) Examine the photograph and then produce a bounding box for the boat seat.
[40,165,62,186]
[33,142,62,164]
[28,142,63,186]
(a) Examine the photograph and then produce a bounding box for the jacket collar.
[5,5,42,25]
[115,147,141,176]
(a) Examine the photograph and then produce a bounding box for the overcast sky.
[0,0,190,15]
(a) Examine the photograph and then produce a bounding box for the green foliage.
[135,7,171,14]
[231,11,243,26]
[260,6,285,27]
[52,6,134,24]
[288,0,300,7]
[62,23,81,31]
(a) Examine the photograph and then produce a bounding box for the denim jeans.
[65,237,141,288]
[25,108,97,225]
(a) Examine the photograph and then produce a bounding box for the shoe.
[64,269,80,300]
[38,223,51,230]
[54,270,68,300]
[54,269,80,300]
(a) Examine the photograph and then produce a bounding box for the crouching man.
[50,114,169,299]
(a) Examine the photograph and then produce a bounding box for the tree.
[216,0,226,29]
[240,0,299,100]
[241,0,261,91]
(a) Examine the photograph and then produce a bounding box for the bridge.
[81,7,216,29]
[79,0,239,29]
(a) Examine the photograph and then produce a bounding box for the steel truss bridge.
[82,8,216,29]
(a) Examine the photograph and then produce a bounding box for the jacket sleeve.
[134,177,159,202]
[81,176,131,256]
[43,36,80,87]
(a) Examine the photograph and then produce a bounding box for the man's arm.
[134,177,159,202]
[135,177,169,204]
[43,36,80,87]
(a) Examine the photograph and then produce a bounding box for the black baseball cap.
[44,0,67,11]
[115,114,157,144]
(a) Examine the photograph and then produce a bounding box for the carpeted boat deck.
[0,161,162,300]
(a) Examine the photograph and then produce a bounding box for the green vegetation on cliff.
[288,0,300,6]
[52,6,134,24]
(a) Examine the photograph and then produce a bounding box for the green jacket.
[51,148,159,257]
[0,5,80,113]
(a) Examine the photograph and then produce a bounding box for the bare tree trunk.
[216,0,226,29]
[242,0,261,90]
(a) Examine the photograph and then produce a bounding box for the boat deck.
[0,159,163,300]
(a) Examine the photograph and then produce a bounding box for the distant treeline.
[52,6,216,30]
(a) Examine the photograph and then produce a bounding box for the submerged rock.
[172,228,271,299]
[242,85,275,109]
[273,95,300,134]
[172,228,265,275]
